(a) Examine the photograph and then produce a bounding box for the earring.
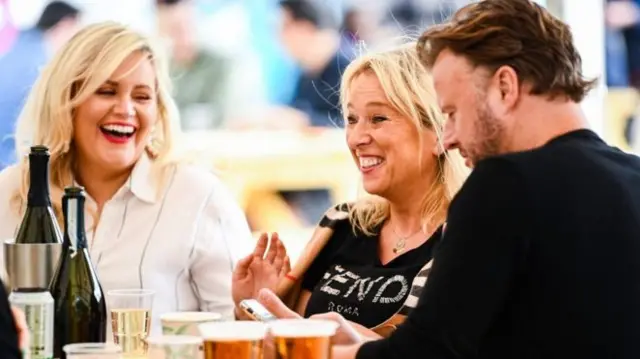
[145,141,159,159]
[145,128,162,159]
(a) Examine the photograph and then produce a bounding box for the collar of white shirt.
[75,152,162,205]
[125,152,160,204]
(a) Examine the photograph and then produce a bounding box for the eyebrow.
[367,101,392,108]
[346,101,392,109]
[104,80,152,91]
[440,105,454,114]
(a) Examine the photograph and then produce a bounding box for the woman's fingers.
[264,232,279,264]
[233,253,254,280]
[280,256,292,278]
[253,232,269,258]
[273,246,285,274]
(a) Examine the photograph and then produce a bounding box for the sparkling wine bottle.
[49,187,106,359]
[8,145,62,359]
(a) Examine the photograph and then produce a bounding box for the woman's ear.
[432,140,445,157]
[425,128,445,157]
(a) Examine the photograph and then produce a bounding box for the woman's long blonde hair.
[342,43,469,235]
[11,21,181,225]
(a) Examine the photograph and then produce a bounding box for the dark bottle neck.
[63,194,87,250]
[27,152,51,207]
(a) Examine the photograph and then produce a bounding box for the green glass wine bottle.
[49,187,106,359]
[7,145,62,359]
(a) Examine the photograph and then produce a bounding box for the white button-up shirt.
[0,154,252,337]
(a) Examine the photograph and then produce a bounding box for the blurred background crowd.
[0,0,633,244]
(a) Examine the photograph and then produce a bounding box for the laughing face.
[345,71,439,200]
[73,51,158,173]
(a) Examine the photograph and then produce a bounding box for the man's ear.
[493,65,520,112]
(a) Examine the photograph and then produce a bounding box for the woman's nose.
[346,122,372,148]
[112,99,135,118]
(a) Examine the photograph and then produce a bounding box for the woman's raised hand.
[232,232,291,307]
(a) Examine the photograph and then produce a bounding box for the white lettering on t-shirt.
[320,266,349,296]
[318,265,409,305]
[342,276,385,301]
[313,264,414,326]
[373,275,409,304]
[328,301,361,317]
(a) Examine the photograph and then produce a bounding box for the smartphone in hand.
[239,299,278,322]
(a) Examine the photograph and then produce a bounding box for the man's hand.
[256,288,301,319]
[257,289,368,345]
[309,312,373,345]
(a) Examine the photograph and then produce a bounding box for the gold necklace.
[392,227,424,254]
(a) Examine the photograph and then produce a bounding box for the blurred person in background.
[0,22,252,336]
[232,44,468,336]
[605,0,640,152]
[341,7,363,48]
[268,0,353,226]
[606,1,638,123]
[340,6,376,54]
[269,0,351,129]
[230,0,300,110]
[606,0,640,88]
[0,0,18,55]
[381,0,470,35]
[157,0,232,131]
[0,1,80,170]
[605,0,632,88]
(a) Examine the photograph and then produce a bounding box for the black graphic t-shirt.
[302,219,442,328]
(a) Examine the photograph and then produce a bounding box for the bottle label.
[9,292,54,359]
[23,303,53,359]
[68,199,78,251]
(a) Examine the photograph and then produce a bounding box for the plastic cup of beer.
[147,335,203,359]
[63,343,122,359]
[198,321,267,359]
[107,289,155,358]
[269,319,339,359]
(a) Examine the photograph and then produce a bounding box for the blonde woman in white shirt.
[0,22,253,335]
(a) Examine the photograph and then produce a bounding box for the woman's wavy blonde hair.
[342,43,469,236]
[10,21,181,226]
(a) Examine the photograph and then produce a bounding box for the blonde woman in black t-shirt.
[232,43,469,335]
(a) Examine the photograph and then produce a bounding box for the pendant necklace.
[392,227,424,254]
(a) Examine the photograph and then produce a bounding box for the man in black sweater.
[321,0,640,358]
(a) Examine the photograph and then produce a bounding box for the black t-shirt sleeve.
[0,280,21,359]
[357,157,531,359]
[301,221,348,292]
